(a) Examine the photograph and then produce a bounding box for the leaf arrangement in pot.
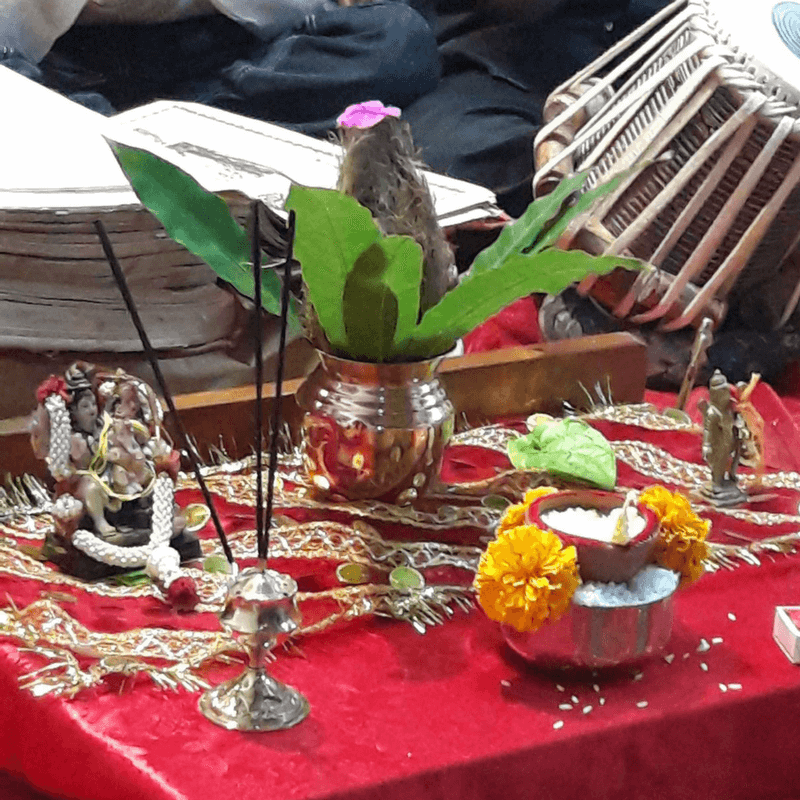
[111,100,640,504]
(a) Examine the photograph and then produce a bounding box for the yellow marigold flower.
[496,486,558,537]
[639,485,710,586]
[496,502,528,537]
[523,486,559,506]
[474,525,580,633]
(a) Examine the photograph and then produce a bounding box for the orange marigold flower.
[639,485,710,586]
[474,525,580,633]
[496,486,558,536]
[523,486,559,506]
[496,502,528,537]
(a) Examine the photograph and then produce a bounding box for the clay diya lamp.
[527,490,659,584]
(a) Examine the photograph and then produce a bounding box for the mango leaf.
[470,171,588,275]
[470,168,635,280]
[109,141,299,331]
[507,418,617,490]
[380,235,423,349]
[398,249,641,359]
[525,171,630,255]
[342,243,400,361]
[285,186,382,350]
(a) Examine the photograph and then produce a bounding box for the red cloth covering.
[3,306,800,800]
[2,542,800,800]
[464,296,541,354]
[3,402,800,800]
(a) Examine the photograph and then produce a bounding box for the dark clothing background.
[404,0,669,212]
[2,0,669,214]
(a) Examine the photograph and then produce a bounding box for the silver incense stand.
[199,567,310,731]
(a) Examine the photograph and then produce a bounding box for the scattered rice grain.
[728,683,742,690]
[719,683,727,692]
[700,662,708,672]
[664,653,675,664]
[559,704,573,711]
[599,697,606,706]
[553,720,564,730]
[582,705,592,714]
[728,613,737,621]
[712,637,723,645]
[636,701,648,709]
[697,639,710,653]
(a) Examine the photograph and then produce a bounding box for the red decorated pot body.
[528,490,659,584]
[295,352,454,502]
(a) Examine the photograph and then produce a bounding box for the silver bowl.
[503,568,679,669]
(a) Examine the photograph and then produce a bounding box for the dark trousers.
[2,0,669,214]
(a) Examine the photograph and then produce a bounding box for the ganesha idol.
[29,362,202,604]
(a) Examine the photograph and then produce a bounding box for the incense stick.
[251,203,266,563]
[94,219,235,566]
[261,209,296,562]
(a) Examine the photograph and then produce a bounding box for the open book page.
[0,65,138,210]
[111,101,502,225]
[0,65,500,224]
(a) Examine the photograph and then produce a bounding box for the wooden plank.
[0,332,646,479]
[438,332,646,421]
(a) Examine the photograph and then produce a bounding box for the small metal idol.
[699,370,747,507]
[198,568,310,731]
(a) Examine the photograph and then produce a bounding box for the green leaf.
[342,243,400,361]
[470,171,589,275]
[109,141,299,331]
[470,168,633,279]
[525,171,630,255]
[379,236,423,349]
[399,249,641,358]
[285,186,382,350]
[507,419,617,489]
[110,569,152,587]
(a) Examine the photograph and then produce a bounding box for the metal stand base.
[701,480,748,508]
[199,667,310,732]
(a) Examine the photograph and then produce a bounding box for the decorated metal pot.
[502,567,679,669]
[295,352,454,502]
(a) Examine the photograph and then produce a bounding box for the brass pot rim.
[315,348,454,385]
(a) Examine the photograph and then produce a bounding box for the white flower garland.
[71,473,175,569]
[44,394,72,481]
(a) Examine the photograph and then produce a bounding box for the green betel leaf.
[507,418,617,490]
[109,141,298,330]
[342,243,400,361]
[399,249,641,358]
[285,186,382,350]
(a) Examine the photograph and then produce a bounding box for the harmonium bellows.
[534,0,800,332]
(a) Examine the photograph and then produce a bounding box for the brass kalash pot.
[296,352,454,503]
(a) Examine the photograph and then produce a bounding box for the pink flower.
[336,101,401,129]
